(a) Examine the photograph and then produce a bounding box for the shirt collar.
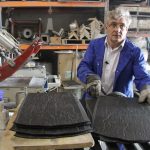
[105,37,125,51]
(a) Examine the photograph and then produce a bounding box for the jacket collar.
[94,37,106,77]
[114,38,134,81]
[104,37,126,52]
[93,37,133,80]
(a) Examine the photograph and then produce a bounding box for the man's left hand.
[139,89,150,104]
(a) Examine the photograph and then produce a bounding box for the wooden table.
[0,108,94,150]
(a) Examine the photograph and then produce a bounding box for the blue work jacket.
[77,36,150,98]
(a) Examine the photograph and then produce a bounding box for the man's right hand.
[86,74,102,98]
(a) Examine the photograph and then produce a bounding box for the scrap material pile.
[12,92,92,138]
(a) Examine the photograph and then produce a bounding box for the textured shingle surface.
[87,96,150,143]
[12,92,92,138]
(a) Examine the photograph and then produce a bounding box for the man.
[77,7,150,103]
[77,7,150,150]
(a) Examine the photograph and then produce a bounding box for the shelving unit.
[119,4,150,38]
[0,1,108,51]
[20,43,88,51]
[128,32,150,38]
[0,1,106,8]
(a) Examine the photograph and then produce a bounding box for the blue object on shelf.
[0,90,4,101]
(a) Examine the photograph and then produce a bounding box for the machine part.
[0,77,47,103]
[0,36,41,81]
[89,140,150,150]
[24,61,36,68]
[12,65,47,78]
[8,18,42,40]
[88,18,104,39]
[0,109,9,130]
[41,34,50,44]
[45,18,53,34]
[0,50,15,67]
[0,29,20,54]
[58,28,64,37]
[52,30,61,37]
[79,24,90,40]
[51,28,64,37]
[47,75,61,90]
[22,28,33,39]
[0,29,21,67]
[68,31,79,40]
[69,20,78,31]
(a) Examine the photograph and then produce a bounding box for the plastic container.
[0,90,4,112]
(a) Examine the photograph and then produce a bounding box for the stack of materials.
[12,92,92,138]
[86,96,150,143]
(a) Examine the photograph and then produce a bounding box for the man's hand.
[139,88,150,104]
[86,74,102,98]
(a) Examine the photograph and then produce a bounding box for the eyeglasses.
[108,22,127,30]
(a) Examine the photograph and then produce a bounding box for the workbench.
[0,108,94,150]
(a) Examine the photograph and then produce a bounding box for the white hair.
[105,7,132,28]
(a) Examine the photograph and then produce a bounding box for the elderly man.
[77,7,150,103]
[77,7,150,150]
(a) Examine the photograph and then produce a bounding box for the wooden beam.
[0,1,105,8]
[20,44,88,50]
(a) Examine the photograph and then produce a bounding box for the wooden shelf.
[0,1,106,8]
[0,1,106,51]
[20,44,88,51]
[128,32,150,38]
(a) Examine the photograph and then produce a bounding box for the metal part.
[8,18,42,39]
[94,140,150,150]
[52,28,64,37]
[0,29,20,53]
[47,75,61,89]
[0,36,41,81]
[0,50,15,67]
[0,28,42,82]
[0,77,47,103]
[79,24,90,40]
[45,18,53,33]
[88,17,104,39]
[69,20,78,31]
[12,65,47,78]
[22,28,33,39]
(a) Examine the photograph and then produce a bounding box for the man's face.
[106,18,128,45]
